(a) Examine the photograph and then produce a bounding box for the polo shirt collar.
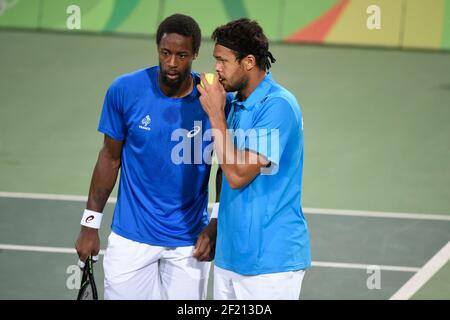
[232,72,274,110]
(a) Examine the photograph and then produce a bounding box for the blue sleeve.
[97,80,126,141]
[243,97,300,168]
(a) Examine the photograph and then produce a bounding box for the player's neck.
[239,69,266,101]
[159,75,193,98]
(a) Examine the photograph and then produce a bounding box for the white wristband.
[80,209,103,229]
[210,202,220,219]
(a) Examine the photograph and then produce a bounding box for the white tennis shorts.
[214,265,305,300]
[103,231,211,300]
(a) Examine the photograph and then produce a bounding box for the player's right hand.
[75,226,100,266]
[193,219,217,261]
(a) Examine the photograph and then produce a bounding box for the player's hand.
[193,218,217,261]
[197,73,227,122]
[75,226,100,268]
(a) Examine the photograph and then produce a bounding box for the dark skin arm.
[193,166,222,261]
[75,135,122,263]
[215,167,222,201]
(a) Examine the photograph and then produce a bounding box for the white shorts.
[214,265,305,300]
[103,231,211,300]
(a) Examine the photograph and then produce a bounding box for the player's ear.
[193,52,198,60]
[245,55,256,71]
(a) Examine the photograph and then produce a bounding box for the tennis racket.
[77,256,98,300]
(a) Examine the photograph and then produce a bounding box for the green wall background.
[0,0,449,50]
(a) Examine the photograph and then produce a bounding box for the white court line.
[303,208,450,221]
[312,261,419,272]
[0,244,418,272]
[0,192,116,203]
[1,191,449,221]
[0,244,105,255]
[389,240,450,300]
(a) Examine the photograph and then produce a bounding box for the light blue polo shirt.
[215,73,311,275]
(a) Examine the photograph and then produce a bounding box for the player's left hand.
[197,73,227,122]
[193,218,217,261]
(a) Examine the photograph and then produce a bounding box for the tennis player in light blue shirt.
[197,18,311,300]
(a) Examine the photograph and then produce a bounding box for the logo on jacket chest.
[139,115,151,131]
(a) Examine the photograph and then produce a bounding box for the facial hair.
[159,63,191,89]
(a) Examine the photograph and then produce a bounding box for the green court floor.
[1,196,449,299]
[1,30,449,299]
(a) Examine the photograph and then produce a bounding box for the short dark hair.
[156,14,201,54]
[212,18,276,70]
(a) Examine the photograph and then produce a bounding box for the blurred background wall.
[1,0,449,50]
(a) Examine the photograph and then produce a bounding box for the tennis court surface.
[1,30,449,299]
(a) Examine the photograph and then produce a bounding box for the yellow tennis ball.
[200,73,215,88]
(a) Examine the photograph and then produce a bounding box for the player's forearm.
[210,116,239,183]
[86,149,121,212]
[210,117,257,189]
